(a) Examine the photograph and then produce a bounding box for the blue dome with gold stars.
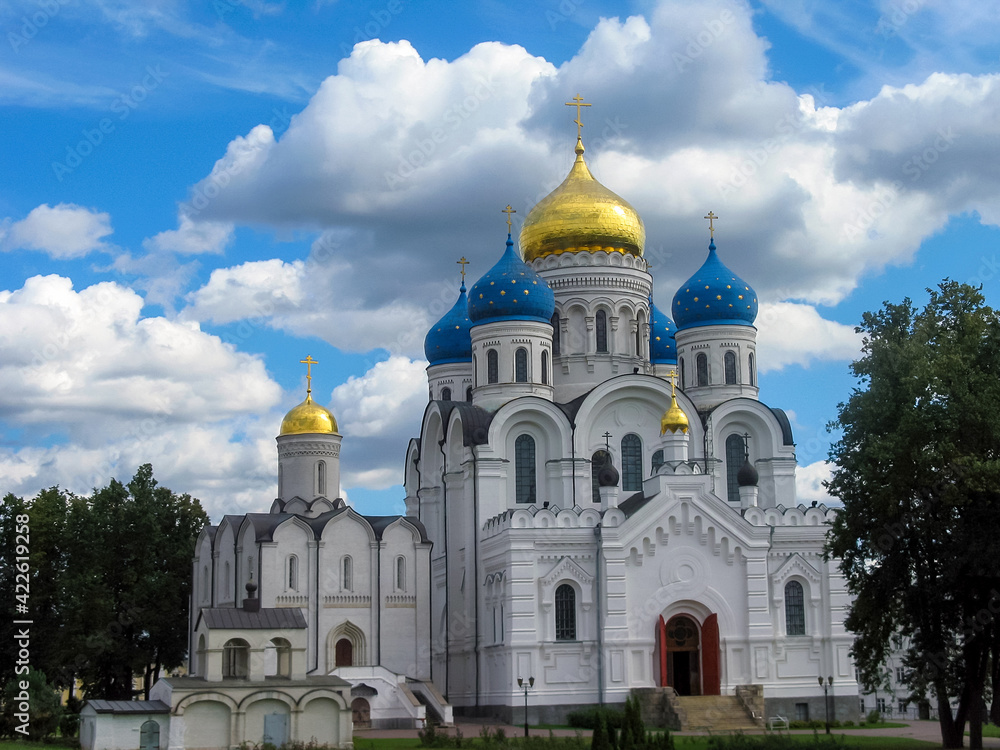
[468,234,555,324]
[424,280,473,365]
[672,239,758,330]
[649,297,678,364]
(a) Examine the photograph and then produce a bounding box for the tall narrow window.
[515,434,536,504]
[441,387,452,401]
[724,351,738,385]
[696,352,709,386]
[395,556,406,592]
[288,555,298,591]
[635,321,641,356]
[202,566,209,602]
[652,449,664,473]
[515,348,528,382]
[555,584,576,640]
[342,556,353,592]
[749,352,756,387]
[487,349,499,384]
[541,351,548,385]
[596,310,608,353]
[473,354,477,387]
[551,312,560,356]
[317,460,327,495]
[679,357,685,389]
[621,434,642,492]
[223,562,231,600]
[785,580,805,635]
[466,386,473,402]
[726,434,744,503]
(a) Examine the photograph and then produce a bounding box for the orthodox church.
[179,102,859,739]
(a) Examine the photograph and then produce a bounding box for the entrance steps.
[673,695,759,732]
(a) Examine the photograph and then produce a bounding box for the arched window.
[487,349,499,384]
[317,460,327,495]
[287,555,298,591]
[223,638,250,678]
[652,449,664,473]
[269,637,292,678]
[515,434,536,504]
[696,352,709,386]
[441,387,452,401]
[202,565,209,602]
[555,584,576,640]
[515,348,528,382]
[679,357,685,389]
[596,310,608,353]
[223,562,230,600]
[749,352,756,387]
[621,434,642,492]
[466,386,473,402]
[726,434,745,503]
[634,319,641,356]
[551,312,560,356]
[395,556,406,592]
[541,351,548,385]
[724,351,738,385]
[342,556,353,592]
[785,580,806,635]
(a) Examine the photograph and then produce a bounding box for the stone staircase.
[673,695,759,732]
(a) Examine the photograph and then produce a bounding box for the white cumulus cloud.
[1,203,113,258]
[755,302,862,372]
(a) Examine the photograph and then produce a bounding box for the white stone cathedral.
[185,110,860,735]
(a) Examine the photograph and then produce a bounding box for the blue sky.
[1,0,998,520]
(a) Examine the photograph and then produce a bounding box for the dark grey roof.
[366,515,430,543]
[434,400,495,446]
[768,407,795,445]
[85,700,170,714]
[617,491,653,517]
[199,607,307,630]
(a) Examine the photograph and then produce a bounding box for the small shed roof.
[84,700,170,714]
[199,607,307,630]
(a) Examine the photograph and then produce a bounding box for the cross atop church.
[300,355,318,395]
[565,94,592,139]
[502,204,516,234]
[742,431,752,459]
[704,211,718,239]
[666,368,679,395]
[457,256,469,281]
[602,431,613,450]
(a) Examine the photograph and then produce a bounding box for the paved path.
[356,718,1000,747]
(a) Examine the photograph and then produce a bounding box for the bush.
[707,733,862,749]
[569,707,624,730]
[865,710,881,725]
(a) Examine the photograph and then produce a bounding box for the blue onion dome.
[468,234,555,324]
[649,297,678,364]
[424,280,473,365]
[672,239,758,330]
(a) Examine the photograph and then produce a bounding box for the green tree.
[826,281,1000,749]
[1,465,208,701]
[591,711,611,750]
[1,668,62,740]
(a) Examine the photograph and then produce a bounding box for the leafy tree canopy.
[826,281,1000,749]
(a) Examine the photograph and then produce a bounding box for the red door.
[702,613,720,695]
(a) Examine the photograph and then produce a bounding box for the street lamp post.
[818,676,833,733]
[517,677,534,737]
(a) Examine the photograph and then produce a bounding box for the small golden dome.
[520,137,645,263]
[660,392,689,435]
[280,394,339,436]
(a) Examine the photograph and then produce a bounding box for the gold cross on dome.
[300,355,318,394]
[457,256,469,281]
[666,368,679,395]
[704,211,718,239]
[565,94,592,138]
[502,204,516,233]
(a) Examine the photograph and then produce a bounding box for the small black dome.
[737,457,759,487]
[593,450,620,488]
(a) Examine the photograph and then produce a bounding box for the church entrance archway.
[351,698,371,728]
[335,638,353,667]
[656,613,721,695]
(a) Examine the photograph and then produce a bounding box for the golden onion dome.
[660,392,689,435]
[279,394,339,436]
[519,137,645,263]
